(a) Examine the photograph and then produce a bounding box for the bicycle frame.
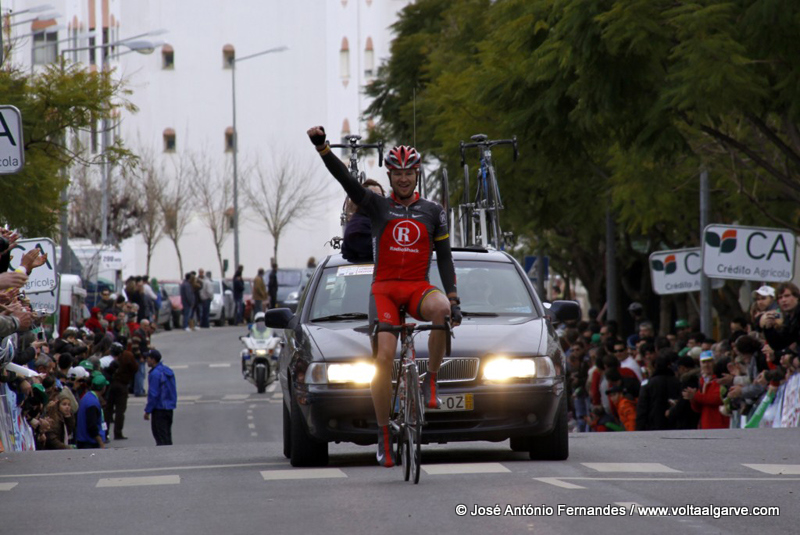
[458,134,518,250]
[328,134,385,235]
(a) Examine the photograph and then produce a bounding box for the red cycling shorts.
[371,280,441,327]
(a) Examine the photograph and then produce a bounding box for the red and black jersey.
[318,147,456,295]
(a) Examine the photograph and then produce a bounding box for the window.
[162,44,174,69]
[364,37,374,78]
[223,44,235,69]
[163,128,176,152]
[32,30,58,65]
[225,127,235,152]
[339,37,350,80]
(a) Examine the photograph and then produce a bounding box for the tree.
[243,150,330,265]
[129,150,166,277]
[68,163,141,243]
[158,152,196,279]
[192,151,232,277]
[0,62,136,236]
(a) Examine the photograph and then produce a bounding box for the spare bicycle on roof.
[456,134,518,250]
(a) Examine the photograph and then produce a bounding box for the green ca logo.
[651,254,677,275]
[705,229,737,254]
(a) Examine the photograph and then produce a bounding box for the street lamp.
[230,45,289,271]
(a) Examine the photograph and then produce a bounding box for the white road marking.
[178,395,201,402]
[267,383,278,393]
[249,404,257,408]
[271,393,282,399]
[268,399,282,404]
[248,423,256,429]
[196,400,218,404]
[261,469,347,480]
[222,394,249,400]
[582,463,680,473]
[0,482,18,491]
[743,464,800,475]
[534,477,586,489]
[247,415,254,420]
[209,363,231,368]
[96,475,181,488]
[247,409,253,414]
[0,462,287,479]
[220,401,245,405]
[251,432,258,437]
[422,463,511,475]
[171,365,189,370]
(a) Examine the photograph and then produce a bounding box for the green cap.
[91,372,109,389]
[678,347,690,357]
[675,319,689,329]
[78,360,95,372]
[590,333,602,345]
[31,383,48,404]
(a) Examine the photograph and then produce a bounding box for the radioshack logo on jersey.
[393,220,421,247]
[705,229,737,254]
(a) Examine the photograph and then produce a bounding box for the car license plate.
[429,393,473,412]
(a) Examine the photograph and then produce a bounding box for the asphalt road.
[1,326,798,535]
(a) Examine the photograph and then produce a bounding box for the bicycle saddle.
[470,134,488,142]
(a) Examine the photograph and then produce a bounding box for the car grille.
[391,358,479,383]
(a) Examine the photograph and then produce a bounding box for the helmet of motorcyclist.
[254,312,266,323]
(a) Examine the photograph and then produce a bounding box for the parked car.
[155,287,174,331]
[264,250,580,467]
[274,268,313,312]
[160,280,183,328]
[209,278,234,327]
[224,278,254,324]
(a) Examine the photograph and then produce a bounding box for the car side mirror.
[263,308,294,329]
[547,300,581,323]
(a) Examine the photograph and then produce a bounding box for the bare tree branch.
[191,151,232,277]
[129,147,166,276]
[242,151,331,265]
[158,152,196,278]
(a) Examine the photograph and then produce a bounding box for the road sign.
[100,250,123,270]
[27,285,59,315]
[8,238,58,294]
[650,248,724,295]
[0,105,24,174]
[702,224,796,282]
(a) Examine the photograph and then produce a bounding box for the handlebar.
[459,135,518,167]
[329,135,385,168]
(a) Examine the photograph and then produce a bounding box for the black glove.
[309,127,326,147]
[450,303,462,325]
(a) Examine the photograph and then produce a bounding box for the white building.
[5,0,411,281]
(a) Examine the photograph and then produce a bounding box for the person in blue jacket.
[75,374,108,449]
[143,349,177,446]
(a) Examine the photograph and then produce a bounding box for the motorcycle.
[240,316,280,393]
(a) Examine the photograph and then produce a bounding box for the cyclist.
[307,126,462,467]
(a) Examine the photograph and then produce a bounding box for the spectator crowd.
[562,284,800,433]
[0,228,181,452]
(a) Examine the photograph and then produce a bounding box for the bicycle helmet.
[384,145,421,171]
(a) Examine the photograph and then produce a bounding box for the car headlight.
[254,349,268,356]
[482,357,555,381]
[305,362,375,384]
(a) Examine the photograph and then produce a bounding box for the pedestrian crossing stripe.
[582,463,681,473]
[261,469,347,480]
[742,464,800,475]
[0,483,18,491]
[96,475,181,488]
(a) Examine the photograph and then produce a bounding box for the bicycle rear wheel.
[405,364,423,484]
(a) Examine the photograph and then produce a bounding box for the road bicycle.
[458,134,518,250]
[372,311,451,484]
[328,135,385,244]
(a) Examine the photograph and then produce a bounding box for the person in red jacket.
[685,351,730,429]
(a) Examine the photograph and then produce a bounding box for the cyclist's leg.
[370,283,401,427]
[412,285,450,374]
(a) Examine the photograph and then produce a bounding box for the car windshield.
[278,270,302,287]
[308,260,538,321]
[162,283,179,297]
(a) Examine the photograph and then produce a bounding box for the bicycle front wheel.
[405,365,423,484]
